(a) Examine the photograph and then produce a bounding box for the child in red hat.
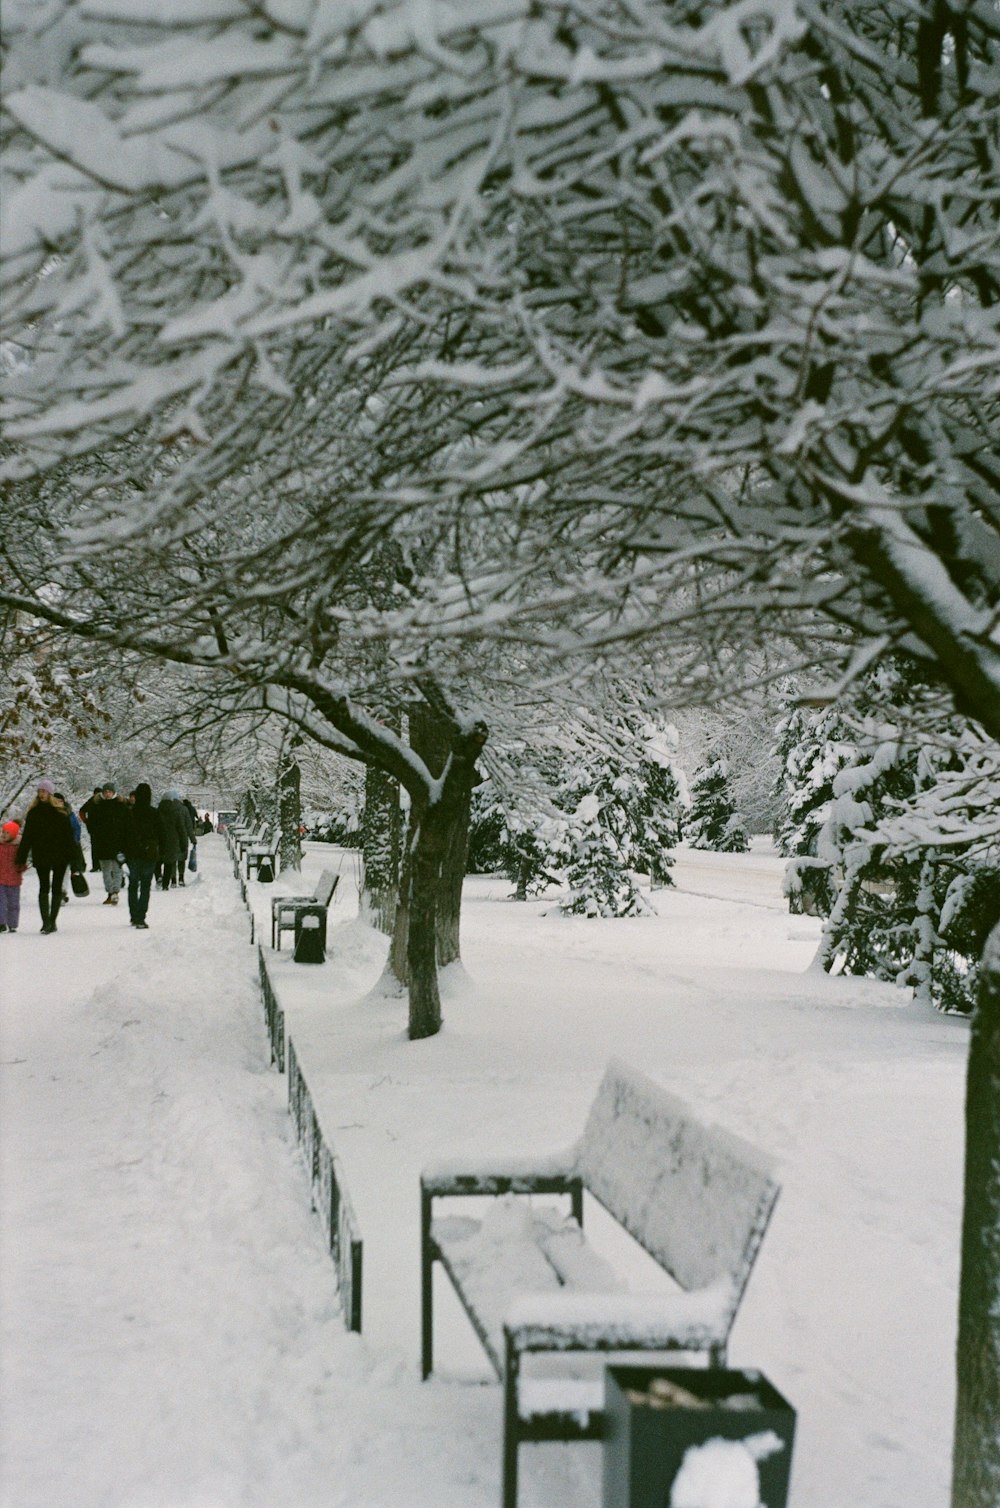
[0,820,26,933]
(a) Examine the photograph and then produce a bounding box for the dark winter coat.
[174,799,195,847]
[156,797,187,862]
[15,803,76,870]
[124,800,161,866]
[87,797,129,862]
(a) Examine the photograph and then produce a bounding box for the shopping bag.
[188,845,198,873]
[70,871,90,897]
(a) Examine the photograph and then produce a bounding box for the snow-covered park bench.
[420,1059,780,1508]
[244,828,280,882]
[228,820,266,870]
[270,869,340,950]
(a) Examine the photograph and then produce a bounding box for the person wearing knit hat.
[0,819,27,933]
[15,786,76,933]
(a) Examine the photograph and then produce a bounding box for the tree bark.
[362,756,400,935]
[277,740,303,874]
[951,920,1000,1507]
[437,774,471,967]
[389,809,415,987]
[405,802,442,1040]
[391,710,486,1039]
[404,702,471,967]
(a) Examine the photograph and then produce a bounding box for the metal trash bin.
[603,1366,795,1508]
[293,906,326,964]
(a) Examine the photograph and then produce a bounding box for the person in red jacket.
[0,819,26,933]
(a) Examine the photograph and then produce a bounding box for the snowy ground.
[0,837,966,1507]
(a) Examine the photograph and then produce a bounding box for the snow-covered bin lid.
[504,1282,733,1354]
[577,1060,780,1301]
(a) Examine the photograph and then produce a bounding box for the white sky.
[0,835,964,1507]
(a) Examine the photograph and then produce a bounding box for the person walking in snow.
[123,783,160,929]
[79,786,103,872]
[87,781,128,905]
[15,781,76,933]
[0,820,26,933]
[52,792,86,902]
[171,792,196,887]
[156,790,186,890]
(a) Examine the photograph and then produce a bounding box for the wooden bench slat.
[577,1059,778,1310]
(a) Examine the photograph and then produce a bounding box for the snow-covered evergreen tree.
[776,667,1000,1013]
[686,759,749,853]
[555,791,652,918]
[466,719,683,913]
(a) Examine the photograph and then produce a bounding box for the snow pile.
[670,1428,786,1508]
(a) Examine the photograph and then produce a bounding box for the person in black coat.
[87,781,129,905]
[123,783,161,929]
[156,792,187,889]
[15,780,76,933]
[79,787,103,871]
[171,791,196,887]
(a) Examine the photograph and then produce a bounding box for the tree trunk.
[278,741,303,874]
[951,920,1000,1507]
[389,810,415,987]
[405,701,471,967]
[406,805,442,1040]
[436,777,471,967]
[362,754,401,935]
[388,709,487,1040]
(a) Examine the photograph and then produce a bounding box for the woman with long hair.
[15,781,76,934]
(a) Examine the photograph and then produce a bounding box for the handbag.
[70,871,90,897]
[187,845,198,873]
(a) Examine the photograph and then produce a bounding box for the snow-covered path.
[1,835,967,1507]
[1,841,381,1508]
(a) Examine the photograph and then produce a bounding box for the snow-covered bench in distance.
[227,820,265,870]
[419,1058,780,1508]
[243,828,280,882]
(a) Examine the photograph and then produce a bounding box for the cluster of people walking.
[0,780,209,936]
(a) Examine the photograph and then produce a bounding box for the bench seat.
[431,1203,621,1374]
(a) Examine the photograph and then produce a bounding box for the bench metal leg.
[570,1176,583,1228]
[421,1187,434,1380]
[502,1334,520,1508]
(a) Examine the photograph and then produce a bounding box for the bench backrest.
[314,869,339,907]
[576,1060,779,1318]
